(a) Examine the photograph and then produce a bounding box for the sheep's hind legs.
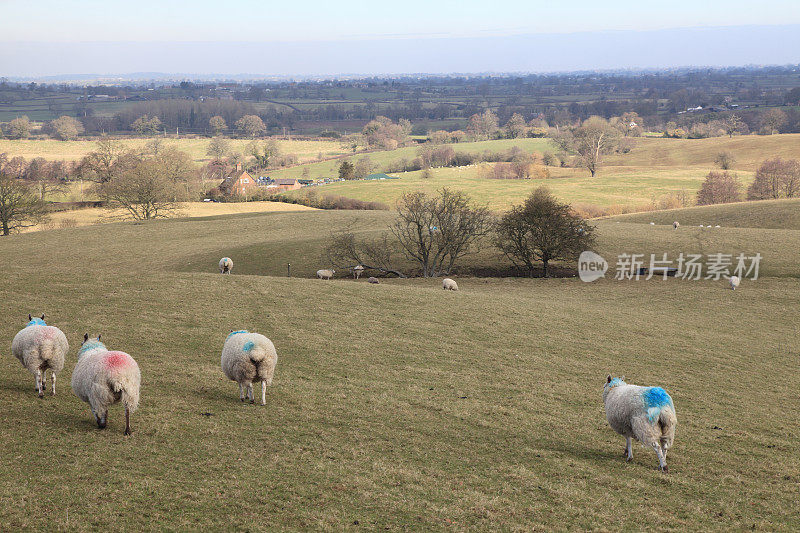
[247,383,254,404]
[261,381,266,406]
[239,383,245,402]
[36,369,44,398]
[51,373,56,396]
[652,443,668,473]
[625,437,633,462]
[124,405,131,436]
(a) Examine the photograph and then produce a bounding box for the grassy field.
[277,134,799,211]
[0,138,349,164]
[0,206,798,530]
[611,198,800,230]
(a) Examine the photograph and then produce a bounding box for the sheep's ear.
[41,314,45,320]
[606,375,612,383]
[83,333,89,342]
[28,314,32,321]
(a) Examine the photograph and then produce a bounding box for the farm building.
[363,173,398,180]
[219,164,259,197]
[271,178,303,191]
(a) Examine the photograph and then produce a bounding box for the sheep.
[219,257,233,274]
[442,278,458,291]
[367,277,380,284]
[221,330,278,405]
[353,265,365,279]
[317,269,335,280]
[673,221,679,229]
[11,314,69,398]
[729,275,740,290]
[603,375,677,472]
[71,334,141,435]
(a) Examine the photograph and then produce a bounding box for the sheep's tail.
[248,342,277,385]
[111,373,140,413]
[657,405,677,449]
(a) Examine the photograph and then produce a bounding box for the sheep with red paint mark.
[221,330,278,405]
[11,314,69,397]
[71,334,141,435]
[603,375,677,472]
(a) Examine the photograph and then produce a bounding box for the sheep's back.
[11,325,69,372]
[604,385,646,436]
[221,333,277,383]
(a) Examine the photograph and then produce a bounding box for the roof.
[363,173,397,180]
[274,178,300,185]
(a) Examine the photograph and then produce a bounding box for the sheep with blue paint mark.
[729,275,740,290]
[72,334,141,435]
[221,330,278,405]
[603,375,677,472]
[219,257,233,274]
[11,314,69,397]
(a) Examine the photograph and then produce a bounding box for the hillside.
[609,198,800,230]
[0,209,798,530]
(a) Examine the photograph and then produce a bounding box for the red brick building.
[220,164,259,197]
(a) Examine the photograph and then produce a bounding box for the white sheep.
[603,375,677,472]
[221,330,278,405]
[729,275,740,290]
[367,276,380,284]
[219,257,233,274]
[673,221,679,229]
[353,265,365,279]
[11,314,69,397]
[442,278,458,291]
[317,269,335,280]
[72,334,141,435]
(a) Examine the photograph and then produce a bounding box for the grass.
[0,138,348,164]
[0,206,798,530]
[608,198,800,230]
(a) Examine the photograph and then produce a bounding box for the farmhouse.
[220,164,259,196]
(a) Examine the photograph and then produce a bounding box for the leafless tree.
[98,157,180,220]
[553,116,621,177]
[391,188,492,277]
[0,161,47,235]
[325,230,406,278]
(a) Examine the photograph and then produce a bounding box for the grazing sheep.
[603,375,677,472]
[221,330,278,405]
[353,265,365,279]
[729,275,740,290]
[649,222,655,225]
[72,334,141,435]
[317,269,335,280]
[11,314,69,398]
[367,277,380,284]
[673,221,679,229]
[442,278,458,291]
[219,257,233,274]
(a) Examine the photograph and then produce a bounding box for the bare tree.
[714,151,736,170]
[235,115,266,138]
[325,230,406,277]
[747,157,800,200]
[553,116,621,177]
[391,188,492,277]
[722,113,745,137]
[759,109,787,135]
[696,171,743,205]
[77,138,126,183]
[206,137,231,159]
[0,163,47,235]
[98,157,180,220]
[494,187,595,277]
[209,115,227,135]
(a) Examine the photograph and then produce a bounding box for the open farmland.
[0,137,349,164]
[0,205,798,530]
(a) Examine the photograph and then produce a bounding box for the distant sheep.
[442,278,458,291]
[729,275,740,290]
[221,330,278,405]
[353,265,365,279]
[317,269,335,280]
[603,375,677,472]
[673,221,679,229]
[11,314,69,397]
[72,334,141,435]
[367,277,380,284]
[219,257,233,274]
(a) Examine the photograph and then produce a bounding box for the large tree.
[6,116,31,139]
[131,115,163,136]
[98,157,180,220]
[696,171,743,205]
[48,115,84,140]
[0,160,47,235]
[391,188,492,277]
[466,109,499,140]
[504,113,527,138]
[747,157,800,200]
[553,116,621,177]
[206,137,231,159]
[208,115,227,135]
[759,109,787,135]
[77,138,127,183]
[494,187,595,277]
[235,115,266,138]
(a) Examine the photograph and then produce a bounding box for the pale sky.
[2,0,799,42]
[1,1,799,77]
